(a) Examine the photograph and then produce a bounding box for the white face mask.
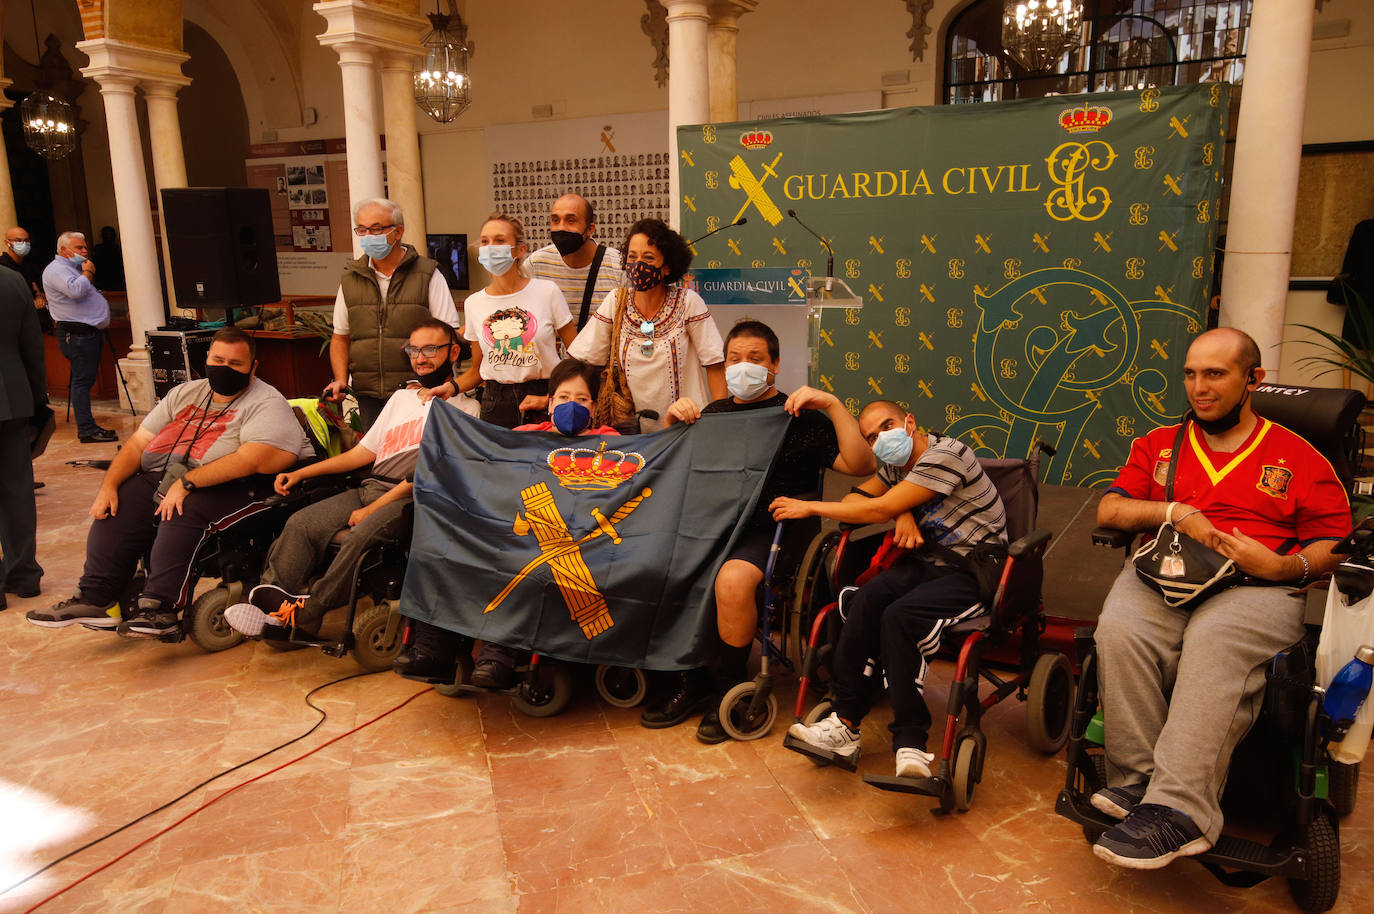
[10,241,30,257]
[725,361,773,401]
[872,420,914,467]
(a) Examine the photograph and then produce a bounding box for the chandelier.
[21,92,77,160]
[1002,0,1084,74]
[414,3,472,123]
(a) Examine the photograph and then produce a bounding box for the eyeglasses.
[402,343,453,358]
[639,320,655,357]
[353,224,396,236]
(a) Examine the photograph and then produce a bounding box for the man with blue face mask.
[1,226,49,333]
[659,321,875,740]
[772,400,1007,781]
[43,231,113,443]
[324,198,462,429]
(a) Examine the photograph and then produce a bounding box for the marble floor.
[1,402,1371,913]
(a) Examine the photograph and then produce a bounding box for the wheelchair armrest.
[1007,528,1052,559]
[1092,526,1135,549]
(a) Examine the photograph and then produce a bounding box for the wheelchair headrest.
[1251,383,1366,487]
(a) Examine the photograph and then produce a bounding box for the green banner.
[678,83,1229,486]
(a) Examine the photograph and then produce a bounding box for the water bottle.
[1323,644,1374,740]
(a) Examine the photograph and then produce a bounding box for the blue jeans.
[58,327,103,435]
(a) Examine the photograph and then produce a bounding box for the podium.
[687,267,862,392]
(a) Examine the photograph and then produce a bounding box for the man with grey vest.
[324,198,461,429]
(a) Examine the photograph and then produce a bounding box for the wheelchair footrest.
[863,773,945,797]
[261,627,329,647]
[782,733,860,772]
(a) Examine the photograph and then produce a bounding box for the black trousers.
[829,555,984,753]
[0,417,41,592]
[479,379,549,429]
[78,470,269,608]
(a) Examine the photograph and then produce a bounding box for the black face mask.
[1193,384,1251,435]
[416,358,453,389]
[550,230,586,257]
[206,364,252,397]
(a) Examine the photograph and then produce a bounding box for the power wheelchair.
[1054,382,1367,912]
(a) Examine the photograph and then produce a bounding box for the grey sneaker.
[1091,782,1149,820]
[26,595,121,629]
[786,712,862,760]
[117,598,180,639]
[1093,804,1211,870]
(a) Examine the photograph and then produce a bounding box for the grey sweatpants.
[261,479,409,611]
[1095,565,1305,843]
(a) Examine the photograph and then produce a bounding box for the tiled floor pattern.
[1,403,1370,913]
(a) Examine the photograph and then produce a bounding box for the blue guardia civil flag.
[399,402,791,670]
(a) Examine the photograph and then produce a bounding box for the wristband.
[1166,501,1178,525]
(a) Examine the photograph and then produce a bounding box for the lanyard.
[158,387,242,471]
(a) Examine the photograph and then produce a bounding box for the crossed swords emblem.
[484,483,652,639]
[728,152,784,225]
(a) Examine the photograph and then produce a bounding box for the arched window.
[944,0,1251,104]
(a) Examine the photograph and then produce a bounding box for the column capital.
[379,49,424,73]
[330,40,378,68]
[662,0,712,25]
[314,0,428,60]
[709,0,758,29]
[141,80,187,101]
[76,37,190,91]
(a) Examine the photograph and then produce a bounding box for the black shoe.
[117,598,180,639]
[33,481,45,490]
[393,620,464,683]
[1091,782,1149,820]
[6,581,41,598]
[695,706,730,744]
[640,669,715,729]
[78,428,118,443]
[472,658,516,689]
[1093,804,1211,870]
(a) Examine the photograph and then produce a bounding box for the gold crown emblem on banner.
[547,441,645,490]
[739,129,774,150]
[1059,103,1113,134]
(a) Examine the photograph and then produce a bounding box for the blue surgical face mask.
[872,421,914,467]
[11,241,30,258]
[725,361,773,401]
[359,233,395,260]
[551,400,592,436]
[68,252,87,267]
[479,244,515,276]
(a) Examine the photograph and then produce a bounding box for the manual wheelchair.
[783,442,1077,812]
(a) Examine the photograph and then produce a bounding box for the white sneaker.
[786,712,862,759]
[895,747,935,779]
[224,602,278,637]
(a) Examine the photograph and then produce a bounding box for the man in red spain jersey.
[1088,327,1351,870]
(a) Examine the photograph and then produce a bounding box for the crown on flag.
[1059,103,1113,134]
[547,441,645,490]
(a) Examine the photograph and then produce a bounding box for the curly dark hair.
[622,217,693,285]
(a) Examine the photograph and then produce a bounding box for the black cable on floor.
[0,669,381,898]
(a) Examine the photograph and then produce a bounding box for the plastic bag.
[1317,568,1374,764]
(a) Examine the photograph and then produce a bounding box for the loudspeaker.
[161,187,280,308]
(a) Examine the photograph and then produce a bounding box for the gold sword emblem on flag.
[484,483,652,639]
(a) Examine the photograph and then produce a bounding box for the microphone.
[688,217,747,248]
[787,209,833,290]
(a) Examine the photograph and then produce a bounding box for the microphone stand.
[688,217,748,249]
[787,209,834,291]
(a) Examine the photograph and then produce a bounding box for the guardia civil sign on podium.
[679,84,1228,487]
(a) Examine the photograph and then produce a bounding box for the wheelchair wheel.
[1288,810,1340,912]
[1026,652,1073,754]
[433,653,475,698]
[1328,761,1359,818]
[351,602,404,672]
[719,680,777,741]
[952,733,982,812]
[512,664,574,717]
[187,587,245,653]
[594,665,648,708]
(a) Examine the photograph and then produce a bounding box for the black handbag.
[1131,418,1247,609]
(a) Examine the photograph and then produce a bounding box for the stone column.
[1217,0,1317,378]
[89,74,163,408]
[664,0,712,230]
[142,79,191,316]
[0,77,16,230]
[332,42,385,255]
[707,1,757,124]
[379,51,427,245]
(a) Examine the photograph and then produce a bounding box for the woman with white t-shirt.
[437,213,577,428]
[569,218,726,432]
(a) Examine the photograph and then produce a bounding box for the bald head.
[1188,327,1261,375]
[858,399,910,444]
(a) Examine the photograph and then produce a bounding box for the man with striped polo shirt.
[772,400,1007,780]
[526,194,624,332]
